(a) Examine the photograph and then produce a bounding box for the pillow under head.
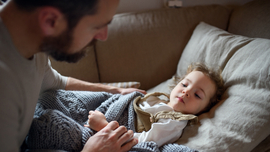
[175,22,270,152]
[148,22,270,151]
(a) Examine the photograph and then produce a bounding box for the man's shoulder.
[35,52,49,67]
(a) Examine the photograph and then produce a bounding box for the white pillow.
[148,22,270,151]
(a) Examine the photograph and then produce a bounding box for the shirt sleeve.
[134,119,188,147]
[40,58,68,92]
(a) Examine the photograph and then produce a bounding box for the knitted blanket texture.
[25,90,197,152]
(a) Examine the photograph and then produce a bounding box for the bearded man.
[0,0,146,151]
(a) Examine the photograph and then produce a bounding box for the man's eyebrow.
[186,78,206,97]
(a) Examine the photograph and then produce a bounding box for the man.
[0,0,146,151]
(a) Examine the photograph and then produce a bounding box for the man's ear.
[38,7,67,36]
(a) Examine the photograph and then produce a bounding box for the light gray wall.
[117,0,253,13]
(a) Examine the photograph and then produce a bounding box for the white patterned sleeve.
[133,119,188,147]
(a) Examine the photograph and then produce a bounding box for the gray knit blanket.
[25,90,197,152]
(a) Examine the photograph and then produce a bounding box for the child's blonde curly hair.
[171,63,224,115]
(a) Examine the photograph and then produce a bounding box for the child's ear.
[38,7,67,36]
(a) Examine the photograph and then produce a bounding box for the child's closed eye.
[195,93,201,99]
[181,83,187,87]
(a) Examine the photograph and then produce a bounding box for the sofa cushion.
[148,22,270,151]
[228,0,270,39]
[102,81,140,88]
[50,46,100,83]
[96,5,231,90]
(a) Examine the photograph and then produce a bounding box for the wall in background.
[117,0,253,13]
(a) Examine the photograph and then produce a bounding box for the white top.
[0,17,67,151]
[133,97,188,147]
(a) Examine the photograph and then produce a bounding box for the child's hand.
[84,110,108,131]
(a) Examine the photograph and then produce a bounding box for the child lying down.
[85,63,224,147]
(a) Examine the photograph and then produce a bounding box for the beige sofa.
[51,0,270,151]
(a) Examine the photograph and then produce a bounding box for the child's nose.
[182,89,190,97]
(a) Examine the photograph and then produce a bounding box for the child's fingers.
[84,124,90,128]
[89,110,95,115]
[94,110,103,115]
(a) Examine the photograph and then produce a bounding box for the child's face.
[168,71,216,114]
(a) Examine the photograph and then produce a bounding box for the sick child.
[84,63,224,147]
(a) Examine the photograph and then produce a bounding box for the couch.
[50,0,270,151]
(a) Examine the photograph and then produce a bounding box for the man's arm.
[65,77,147,95]
[44,58,147,95]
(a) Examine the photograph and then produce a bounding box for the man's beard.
[40,29,93,63]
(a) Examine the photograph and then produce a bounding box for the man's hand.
[82,121,138,152]
[84,110,108,131]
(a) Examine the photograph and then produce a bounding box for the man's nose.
[94,26,108,41]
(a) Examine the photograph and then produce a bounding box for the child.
[85,63,224,147]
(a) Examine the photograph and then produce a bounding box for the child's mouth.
[177,97,185,104]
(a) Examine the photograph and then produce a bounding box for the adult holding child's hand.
[82,121,138,152]
[0,0,142,151]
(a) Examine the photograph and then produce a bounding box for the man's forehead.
[93,0,119,22]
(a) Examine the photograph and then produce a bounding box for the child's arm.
[84,110,108,131]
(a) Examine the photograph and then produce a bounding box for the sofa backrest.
[49,46,100,83]
[95,5,231,90]
[228,0,270,39]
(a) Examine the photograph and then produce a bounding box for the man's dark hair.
[13,0,99,29]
